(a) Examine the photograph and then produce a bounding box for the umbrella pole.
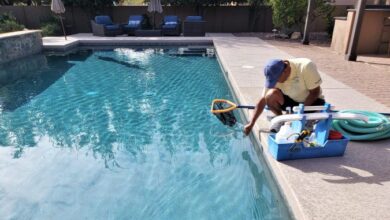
[59,14,67,40]
[153,11,156,30]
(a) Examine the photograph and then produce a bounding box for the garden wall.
[0,30,42,64]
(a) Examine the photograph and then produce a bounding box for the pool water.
[0,48,290,219]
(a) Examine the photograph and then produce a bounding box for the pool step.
[169,47,215,57]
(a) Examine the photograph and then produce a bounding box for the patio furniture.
[91,15,122,36]
[161,15,181,36]
[123,15,145,36]
[183,16,206,36]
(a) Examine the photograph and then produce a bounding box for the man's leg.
[265,88,284,116]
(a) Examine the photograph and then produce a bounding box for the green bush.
[41,21,61,36]
[40,16,62,36]
[0,13,25,34]
[268,0,334,35]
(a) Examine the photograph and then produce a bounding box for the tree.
[268,0,334,34]
[157,0,247,16]
[0,0,43,5]
[248,0,266,31]
[159,0,247,6]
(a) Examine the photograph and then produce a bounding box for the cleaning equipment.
[268,103,369,161]
[211,99,255,126]
[331,110,390,141]
[275,122,296,144]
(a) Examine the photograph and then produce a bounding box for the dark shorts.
[281,94,325,111]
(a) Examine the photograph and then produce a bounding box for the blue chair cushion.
[164,16,178,23]
[162,24,177,29]
[95,16,113,25]
[105,24,120,30]
[128,20,141,27]
[165,21,177,25]
[129,15,143,22]
[186,16,203,22]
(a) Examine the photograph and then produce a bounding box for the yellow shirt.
[263,58,323,103]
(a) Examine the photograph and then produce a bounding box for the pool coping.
[214,50,295,219]
[214,45,302,220]
[42,34,213,52]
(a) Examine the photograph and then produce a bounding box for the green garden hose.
[332,110,390,141]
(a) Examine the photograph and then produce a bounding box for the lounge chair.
[123,15,144,36]
[183,16,206,36]
[91,15,122,36]
[161,16,181,36]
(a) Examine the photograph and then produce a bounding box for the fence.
[0,6,274,34]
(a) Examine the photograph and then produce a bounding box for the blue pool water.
[0,48,290,219]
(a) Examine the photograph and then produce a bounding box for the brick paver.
[260,38,390,108]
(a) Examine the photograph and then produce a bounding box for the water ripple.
[0,49,289,220]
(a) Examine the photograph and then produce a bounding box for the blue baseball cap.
[264,59,285,88]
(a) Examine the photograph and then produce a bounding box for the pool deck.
[43,34,390,220]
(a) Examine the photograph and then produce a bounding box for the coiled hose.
[331,110,390,141]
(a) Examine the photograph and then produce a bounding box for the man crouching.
[244,58,325,135]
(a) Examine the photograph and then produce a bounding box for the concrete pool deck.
[43,34,390,220]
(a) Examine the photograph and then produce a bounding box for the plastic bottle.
[275,122,296,144]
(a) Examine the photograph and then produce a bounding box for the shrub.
[268,0,334,35]
[0,13,25,34]
[40,16,62,36]
[41,22,61,36]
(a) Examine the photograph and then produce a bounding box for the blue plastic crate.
[268,134,349,161]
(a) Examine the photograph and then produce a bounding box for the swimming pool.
[0,48,290,219]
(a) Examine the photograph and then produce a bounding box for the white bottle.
[275,122,296,144]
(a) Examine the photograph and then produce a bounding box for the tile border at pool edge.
[43,38,214,51]
[214,47,299,220]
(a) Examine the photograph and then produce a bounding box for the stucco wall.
[331,18,348,53]
[357,10,390,54]
[331,11,355,54]
[331,9,390,55]
[0,30,43,64]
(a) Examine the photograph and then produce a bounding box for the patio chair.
[161,15,181,36]
[91,15,122,37]
[123,15,144,36]
[183,16,206,36]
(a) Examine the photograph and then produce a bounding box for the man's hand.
[243,123,254,136]
[242,96,267,136]
[304,86,321,106]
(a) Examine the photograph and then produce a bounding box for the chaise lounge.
[183,16,206,36]
[91,15,122,37]
[122,15,145,36]
[161,16,181,36]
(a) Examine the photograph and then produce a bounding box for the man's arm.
[243,97,266,135]
[304,86,321,106]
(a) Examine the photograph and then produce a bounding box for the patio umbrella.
[147,0,163,29]
[51,0,67,40]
